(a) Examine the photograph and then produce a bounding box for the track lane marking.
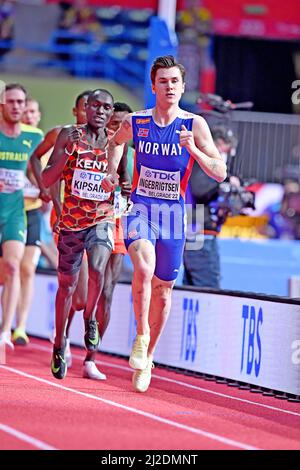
[30,342,300,419]
[0,422,57,450]
[0,365,259,450]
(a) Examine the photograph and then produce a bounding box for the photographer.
[263,166,300,240]
[183,126,239,288]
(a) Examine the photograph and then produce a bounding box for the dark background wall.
[214,36,299,114]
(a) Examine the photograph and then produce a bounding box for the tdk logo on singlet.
[145,169,176,181]
[180,298,199,362]
[138,140,182,157]
[241,305,263,377]
[79,171,103,181]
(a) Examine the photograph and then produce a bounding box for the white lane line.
[30,342,300,419]
[0,422,57,450]
[0,365,258,450]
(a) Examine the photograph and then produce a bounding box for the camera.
[209,181,256,229]
[217,181,255,214]
[208,122,255,227]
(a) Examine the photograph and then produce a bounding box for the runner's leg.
[83,244,111,325]
[83,253,124,377]
[1,240,24,334]
[14,245,41,343]
[128,239,155,336]
[97,253,124,339]
[148,275,174,358]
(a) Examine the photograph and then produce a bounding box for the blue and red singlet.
[123,108,195,281]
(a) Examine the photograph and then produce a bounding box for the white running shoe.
[0,331,14,350]
[132,358,154,393]
[83,361,106,380]
[129,334,150,370]
[65,338,72,368]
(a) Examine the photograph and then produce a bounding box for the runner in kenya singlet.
[58,126,114,232]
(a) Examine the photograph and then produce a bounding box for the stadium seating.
[44,6,154,86]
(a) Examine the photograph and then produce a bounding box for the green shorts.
[0,204,26,244]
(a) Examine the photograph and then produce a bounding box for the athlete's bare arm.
[117,143,129,183]
[30,126,61,199]
[102,114,133,192]
[33,127,61,161]
[50,179,62,223]
[50,179,62,233]
[25,166,38,186]
[42,125,82,188]
[180,115,227,182]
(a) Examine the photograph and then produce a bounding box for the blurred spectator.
[55,0,104,53]
[176,1,212,94]
[58,1,104,40]
[262,174,300,240]
[0,0,14,57]
[177,1,212,40]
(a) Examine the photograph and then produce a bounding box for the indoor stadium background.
[1,0,300,453]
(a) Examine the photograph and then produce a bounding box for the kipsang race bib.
[0,168,25,193]
[71,168,111,201]
[136,165,180,200]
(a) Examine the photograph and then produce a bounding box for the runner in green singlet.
[0,83,43,349]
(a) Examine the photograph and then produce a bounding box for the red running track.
[1,337,300,450]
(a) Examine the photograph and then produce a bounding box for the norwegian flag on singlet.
[137,128,149,138]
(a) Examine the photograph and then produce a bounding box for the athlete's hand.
[53,218,60,234]
[39,187,51,203]
[121,181,132,197]
[65,127,83,154]
[101,173,119,192]
[179,124,196,153]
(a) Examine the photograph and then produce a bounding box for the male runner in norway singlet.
[42,89,114,379]
[102,55,227,392]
